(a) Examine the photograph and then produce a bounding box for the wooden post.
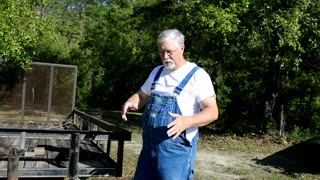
[7,148,20,180]
[19,132,26,151]
[68,133,80,180]
[116,140,124,177]
[106,140,111,156]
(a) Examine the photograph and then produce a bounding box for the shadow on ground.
[256,136,320,174]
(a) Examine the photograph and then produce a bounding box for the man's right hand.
[121,101,138,121]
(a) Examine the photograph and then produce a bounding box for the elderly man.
[121,29,219,180]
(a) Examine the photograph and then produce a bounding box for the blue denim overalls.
[134,65,200,180]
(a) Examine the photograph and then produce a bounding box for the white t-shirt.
[141,62,216,142]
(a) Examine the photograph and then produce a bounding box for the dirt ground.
[124,142,279,180]
[194,149,280,180]
[95,114,320,180]
[123,136,320,180]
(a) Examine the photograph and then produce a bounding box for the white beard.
[163,60,176,70]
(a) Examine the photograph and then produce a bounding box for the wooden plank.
[72,110,131,141]
[79,140,110,168]
[22,138,49,169]
[46,138,62,169]
[0,137,16,168]
[47,138,69,169]
[77,139,117,176]
[22,138,38,168]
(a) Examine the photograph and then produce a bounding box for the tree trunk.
[264,93,278,119]
[280,104,285,138]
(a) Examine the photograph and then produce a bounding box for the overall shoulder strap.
[174,66,201,95]
[151,65,165,90]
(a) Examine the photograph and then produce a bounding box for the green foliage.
[0,0,40,69]
[286,126,315,142]
[1,0,320,135]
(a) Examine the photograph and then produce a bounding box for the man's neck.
[174,59,187,70]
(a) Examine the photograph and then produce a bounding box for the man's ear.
[180,44,185,51]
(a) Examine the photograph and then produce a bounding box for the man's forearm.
[189,107,218,128]
[126,90,149,110]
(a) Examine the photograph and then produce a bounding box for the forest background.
[0,0,319,140]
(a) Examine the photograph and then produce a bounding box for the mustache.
[163,60,174,63]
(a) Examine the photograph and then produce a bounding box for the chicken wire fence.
[0,62,78,122]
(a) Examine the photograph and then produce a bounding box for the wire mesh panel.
[24,64,50,121]
[0,62,77,122]
[51,65,77,119]
[0,77,23,121]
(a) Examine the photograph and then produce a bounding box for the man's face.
[158,40,184,71]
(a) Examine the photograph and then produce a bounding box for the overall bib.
[134,66,200,180]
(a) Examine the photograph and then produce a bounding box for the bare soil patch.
[194,149,280,180]
[120,135,320,180]
[123,141,281,180]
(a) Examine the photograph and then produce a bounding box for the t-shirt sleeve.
[194,68,216,103]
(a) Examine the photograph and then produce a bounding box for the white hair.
[157,29,185,47]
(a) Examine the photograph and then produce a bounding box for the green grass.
[87,112,320,180]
